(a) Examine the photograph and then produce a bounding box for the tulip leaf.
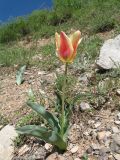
[27,101,61,131]
[28,88,35,102]
[16,65,26,85]
[16,125,67,150]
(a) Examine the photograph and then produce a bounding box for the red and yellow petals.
[55,30,81,63]
[59,31,73,62]
[55,32,60,54]
[70,30,81,53]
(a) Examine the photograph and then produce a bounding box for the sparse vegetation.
[0,0,120,44]
[0,0,120,159]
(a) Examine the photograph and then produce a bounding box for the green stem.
[61,62,68,137]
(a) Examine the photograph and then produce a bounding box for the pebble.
[79,102,91,111]
[78,74,88,84]
[57,155,65,160]
[105,131,111,137]
[112,134,120,146]
[93,150,100,155]
[112,126,119,133]
[99,147,110,156]
[71,145,79,153]
[88,120,95,125]
[86,147,93,154]
[44,143,52,150]
[18,144,30,156]
[108,155,113,160]
[113,154,120,160]
[46,153,57,160]
[97,131,106,142]
[91,143,101,150]
[116,89,120,96]
[94,122,101,129]
[117,113,120,120]
[110,142,120,154]
[114,121,120,125]
[83,131,90,136]
[38,71,46,75]
[33,147,47,159]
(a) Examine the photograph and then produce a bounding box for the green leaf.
[28,88,35,102]
[49,131,67,150]
[16,65,26,85]
[16,125,50,140]
[27,101,60,131]
[16,125,67,150]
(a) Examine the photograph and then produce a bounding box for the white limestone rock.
[96,34,120,69]
[0,125,18,160]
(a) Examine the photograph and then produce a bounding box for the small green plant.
[16,30,81,150]
[0,113,9,127]
[14,135,27,148]
[16,65,26,85]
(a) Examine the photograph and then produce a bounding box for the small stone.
[78,74,88,84]
[93,150,100,155]
[74,158,81,160]
[88,120,95,125]
[117,112,120,120]
[105,139,111,147]
[45,143,52,150]
[46,153,57,160]
[105,131,111,137]
[33,147,47,159]
[99,147,110,156]
[38,71,46,75]
[116,89,120,96]
[83,131,90,136]
[90,130,97,138]
[98,155,109,160]
[113,154,120,160]
[28,80,32,84]
[94,122,101,129]
[108,155,113,160]
[71,146,79,153]
[79,102,91,111]
[112,134,120,146]
[97,131,106,142]
[91,143,100,150]
[110,142,120,154]
[58,155,65,160]
[112,126,119,133]
[86,147,93,154]
[18,144,30,156]
[67,143,74,150]
[114,121,120,125]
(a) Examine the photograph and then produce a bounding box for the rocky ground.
[0,34,120,160]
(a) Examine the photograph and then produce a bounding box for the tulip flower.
[55,30,81,63]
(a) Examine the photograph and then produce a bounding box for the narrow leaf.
[28,88,35,102]
[27,101,60,131]
[16,65,26,85]
[16,125,67,150]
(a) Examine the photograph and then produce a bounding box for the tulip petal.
[69,30,81,61]
[55,32,60,50]
[59,31,73,62]
[55,32,60,57]
[70,30,81,52]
